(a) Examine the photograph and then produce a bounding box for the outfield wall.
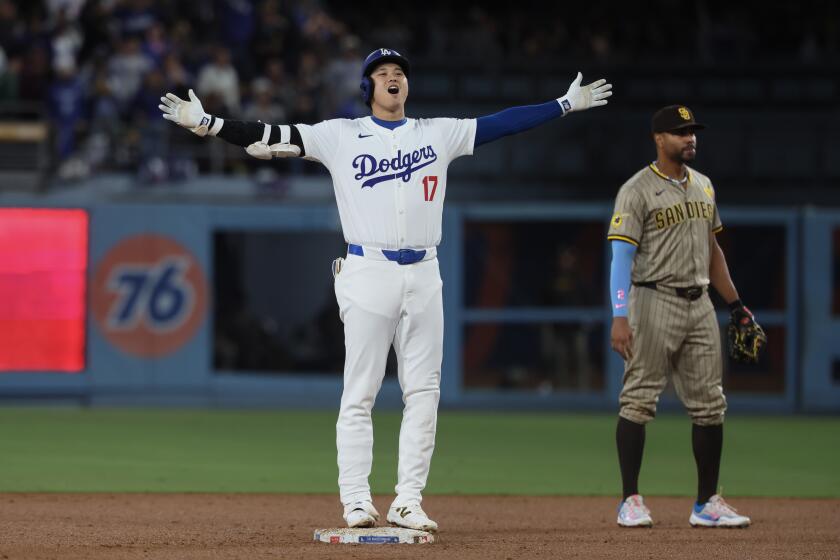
[0,199,837,413]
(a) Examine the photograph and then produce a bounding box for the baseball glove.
[727,304,767,363]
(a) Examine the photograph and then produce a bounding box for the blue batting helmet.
[360,48,411,105]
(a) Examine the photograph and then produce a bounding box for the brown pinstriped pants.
[619,285,726,426]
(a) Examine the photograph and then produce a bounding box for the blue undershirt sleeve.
[474,100,564,147]
[610,240,637,317]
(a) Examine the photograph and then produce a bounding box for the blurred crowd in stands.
[0,0,368,181]
[0,0,835,182]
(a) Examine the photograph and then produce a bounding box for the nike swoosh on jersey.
[655,190,665,196]
[358,133,373,138]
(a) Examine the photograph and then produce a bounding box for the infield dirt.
[0,494,837,559]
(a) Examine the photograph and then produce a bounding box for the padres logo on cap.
[678,107,691,121]
[92,234,207,358]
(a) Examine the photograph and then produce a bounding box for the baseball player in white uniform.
[160,48,612,532]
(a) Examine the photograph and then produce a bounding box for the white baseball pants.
[334,253,443,508]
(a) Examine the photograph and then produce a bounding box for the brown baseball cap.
[651,105,706,133]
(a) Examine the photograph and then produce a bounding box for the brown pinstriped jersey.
[607,164,722,288]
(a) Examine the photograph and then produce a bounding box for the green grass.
[0,408,836,497]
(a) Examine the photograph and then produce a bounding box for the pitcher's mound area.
[0,494,837,559]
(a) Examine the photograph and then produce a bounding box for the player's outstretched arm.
[159,89,303,159]
[559,72,612,113]
[473,72,612,147]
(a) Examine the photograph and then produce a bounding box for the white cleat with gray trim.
[387,503,438,532]
[343,500,380,529]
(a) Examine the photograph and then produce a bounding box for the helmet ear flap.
[360,76,373,105]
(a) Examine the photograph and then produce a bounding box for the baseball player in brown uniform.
[607,105,756,528]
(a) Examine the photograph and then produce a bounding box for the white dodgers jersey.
[296,117,476,250]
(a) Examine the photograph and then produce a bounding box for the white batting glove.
[159,89,214,136]
[558,72,613,114]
